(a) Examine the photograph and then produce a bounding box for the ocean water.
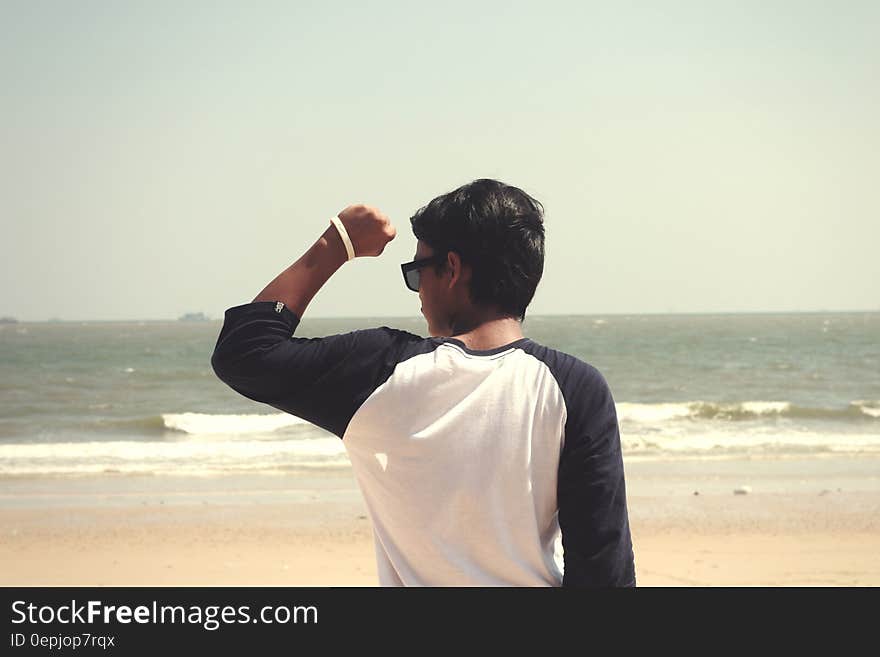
[1,312,878,477]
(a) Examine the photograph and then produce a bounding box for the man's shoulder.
[351,325,426,343]
[519,341,618,443]
[346,326,442,364]
[518,339,609,390]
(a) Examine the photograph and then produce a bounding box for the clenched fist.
[336,204,397,258]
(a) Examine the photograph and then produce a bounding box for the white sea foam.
[739,401,792,415]
[615,400,793,423]
[161,412,310,435]
[616,402,695,423]
[614,399,880,455]
[853,400,880,418]
[620,427,880,455]
[0,437,346,459]
[0,436,348,476]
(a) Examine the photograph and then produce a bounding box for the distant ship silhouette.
[178,312,209,322]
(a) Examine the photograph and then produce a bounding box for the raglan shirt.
[211,301,635,587]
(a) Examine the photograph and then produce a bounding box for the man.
[211,179,636,586]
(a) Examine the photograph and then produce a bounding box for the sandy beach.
[2,455,878,586]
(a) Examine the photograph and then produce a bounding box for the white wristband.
[329,215,355,261]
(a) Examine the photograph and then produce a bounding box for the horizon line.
[5,308,880,323]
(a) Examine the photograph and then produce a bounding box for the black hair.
[409,178,545,321]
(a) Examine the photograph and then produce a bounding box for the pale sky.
[2,0,878,321]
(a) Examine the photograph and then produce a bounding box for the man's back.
[211,301,636,586]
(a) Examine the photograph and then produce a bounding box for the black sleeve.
[556,364,636,587]
[210,301,421,438]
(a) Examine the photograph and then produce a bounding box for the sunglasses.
[400,253,448,292]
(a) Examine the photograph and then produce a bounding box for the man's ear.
[446,251,471,290]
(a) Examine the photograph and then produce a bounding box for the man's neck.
[448,310,524,351]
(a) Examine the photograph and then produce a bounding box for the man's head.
[406,179,545,336]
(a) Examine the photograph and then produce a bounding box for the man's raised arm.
[210,204,402,436]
